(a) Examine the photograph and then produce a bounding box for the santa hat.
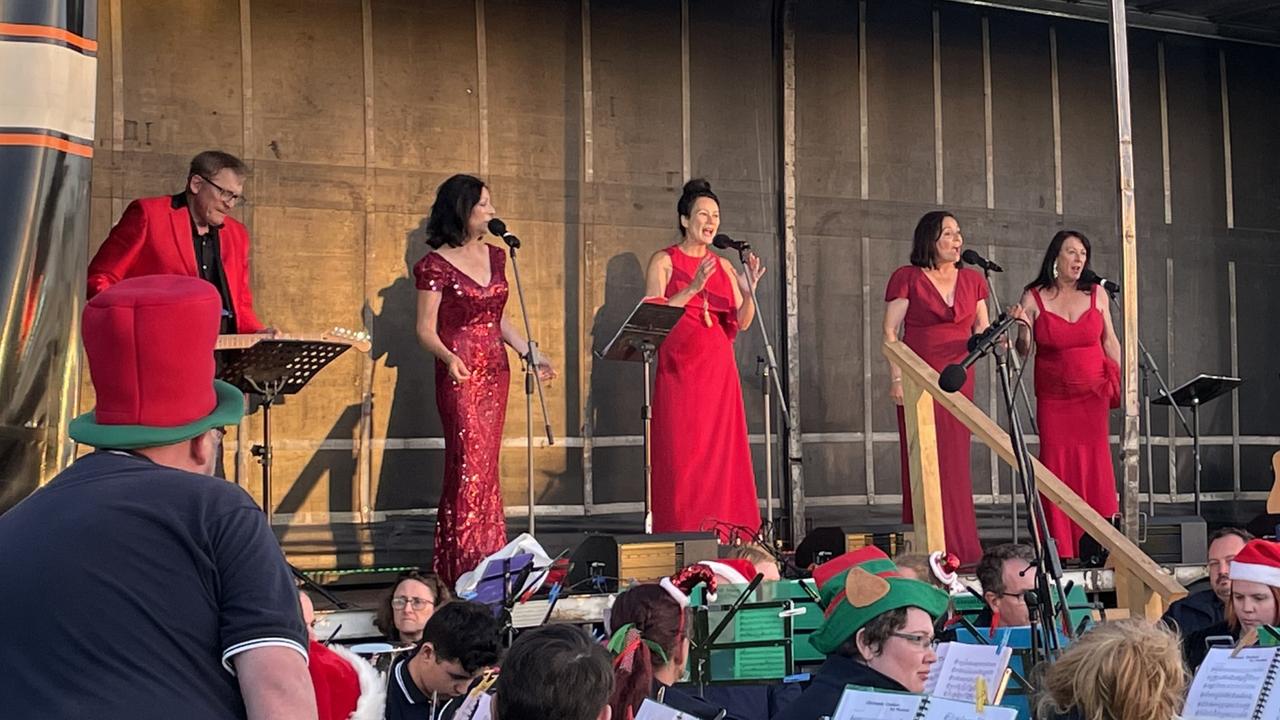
[659,564,718,605]
[1230,540,1280,589]
[698,558,759,587]
[309,641,386,720]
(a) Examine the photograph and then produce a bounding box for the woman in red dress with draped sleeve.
[413,174,556,586]
[1010,230,1121,559]
[644,179,765,540]
[883,211,990,563]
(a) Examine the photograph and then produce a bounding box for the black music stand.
[219,339,351,523]
[1153,373,1242,515]
[594,299,684,534]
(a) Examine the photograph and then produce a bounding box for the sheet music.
[918,696,1017,720]
[926,642,1013,703]
[830,688,923,720]
[634,698,702,720]
[1183,647,1278,720]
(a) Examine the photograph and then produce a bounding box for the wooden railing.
[884,340,1185,618]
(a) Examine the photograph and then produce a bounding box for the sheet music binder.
[1184,646,1280,720]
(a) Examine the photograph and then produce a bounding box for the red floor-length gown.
[1032,286,1118,559]
[651,246,760,539]
[888,265,986,564]
[414,244,510,585]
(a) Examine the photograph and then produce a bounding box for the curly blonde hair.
[1035,620,1187,720]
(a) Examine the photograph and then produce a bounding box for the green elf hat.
[808,547,950,655]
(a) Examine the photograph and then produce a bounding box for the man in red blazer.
[88,150,266,334]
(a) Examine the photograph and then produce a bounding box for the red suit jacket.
[87,195,264,332]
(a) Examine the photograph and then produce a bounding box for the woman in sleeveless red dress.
[644,179,765,540]
[884,211,990,564]
[1011,230,1122,559]
[413,175,556,585]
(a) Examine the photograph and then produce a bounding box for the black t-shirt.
[0,451,307,720]
[385,655,439,720]
[173,192,237,334]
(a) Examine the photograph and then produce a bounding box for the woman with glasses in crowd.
[374,570,452,643]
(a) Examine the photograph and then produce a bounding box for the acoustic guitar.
[1268,451,1280,514]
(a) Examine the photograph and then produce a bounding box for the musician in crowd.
[0,276,312,720]
[301,591,383,720]
[1036,620,1186,720]
[606,566,740,720]
[1184,538,1280,672]
[375,569,452,644]
[1161,527,1253,638]
[883,211,989,563]
[88,150,269,335]
[1008,230,1121,560]
[493,624,613,720]
[644,178,764,540]
[384,599,503,720]
[975,543,1037,628]
[772,548,949,720]
[414,174,555,586]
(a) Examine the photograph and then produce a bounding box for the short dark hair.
[1209,527,1254,546]
[676,178,718,232]
[909,210,959,269]
[834,607,909,660]
[976,543,1036,598]
[426,173,487,249]
[374,569,452,640]
[497,625,613,720]
[1024,230,1094,294]
[188,150,248,181]
[420,600,503,674]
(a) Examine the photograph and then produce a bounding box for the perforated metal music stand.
[219,339,351,523]
[595,300,684,533]
[1153,373,1242,515]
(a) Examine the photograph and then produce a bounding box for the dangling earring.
[1052,264,1059,280]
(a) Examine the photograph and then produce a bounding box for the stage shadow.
[586,252,647,506]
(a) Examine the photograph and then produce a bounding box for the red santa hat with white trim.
[1230,539,1280,589]
[698,558,760,588]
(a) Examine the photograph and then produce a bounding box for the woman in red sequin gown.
[1011,230,1121,559]
[644,179,764,540]
[884,211,991,564]
[414,175,556,586]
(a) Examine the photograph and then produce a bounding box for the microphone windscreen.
[487,218,507,236]
[712,234,732,250]
[1079,268,1100,285]
[960,249,982,265]
[938,365,967,393]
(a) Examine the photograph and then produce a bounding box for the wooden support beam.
[901,376,945,554]
[884,340,1186,611]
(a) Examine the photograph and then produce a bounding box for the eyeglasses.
[891,631,938,650]
[392,596,435,611]
[993,591,1028,603]
[198,174,247,207]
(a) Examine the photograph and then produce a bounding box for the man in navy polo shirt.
[385,600,503,720]
[0,276,315,720]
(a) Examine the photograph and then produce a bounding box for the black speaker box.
[565,532,719,593]
[1080,515,1206,567]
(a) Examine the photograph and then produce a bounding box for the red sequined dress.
[651,245,760,540]
[414,244,510,585]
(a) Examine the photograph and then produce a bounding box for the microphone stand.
[731,246,793,544]
[1103,287,1191,518]
[978,265,1037,543]
[961,321,1073,663]
[501,234,555,535]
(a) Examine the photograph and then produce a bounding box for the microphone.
[1080,268,1120,294]
[487,218,520,249]
[938,313,1019,392]
[712,234,750,253]
[961,249,1003,273]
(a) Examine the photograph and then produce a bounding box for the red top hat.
[68,276,245,449]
